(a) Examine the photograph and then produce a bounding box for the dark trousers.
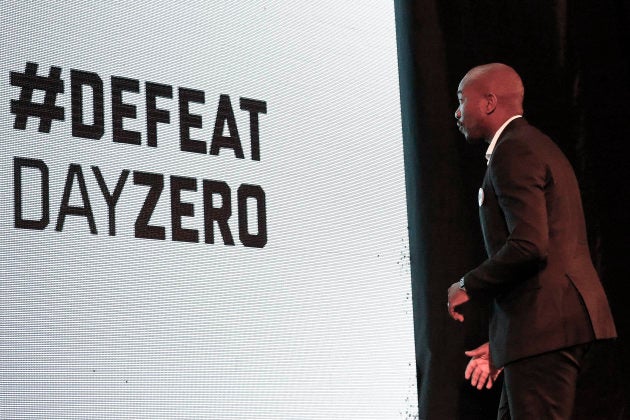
[497,342,592,420]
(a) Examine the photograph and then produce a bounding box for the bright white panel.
[1,2,417,419]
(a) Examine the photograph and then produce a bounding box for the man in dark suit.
[446,63,617,419]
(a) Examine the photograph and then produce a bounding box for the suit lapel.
[478,118,528,257]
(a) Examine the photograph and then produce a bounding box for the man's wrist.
[459,277,466,291]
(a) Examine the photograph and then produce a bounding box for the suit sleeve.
[464,139,550,299]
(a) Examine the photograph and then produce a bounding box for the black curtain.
[395,1,630,418]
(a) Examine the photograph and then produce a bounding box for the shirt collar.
[485,115,522,164]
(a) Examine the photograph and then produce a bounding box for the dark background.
[394,1,630,418]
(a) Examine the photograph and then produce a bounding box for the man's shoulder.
[501,118,546,141]
[496,119,559,157]
[491,120,574,184]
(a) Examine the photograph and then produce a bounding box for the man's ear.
[485,93,497,114]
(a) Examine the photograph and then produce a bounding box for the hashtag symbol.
[10,62,65,133]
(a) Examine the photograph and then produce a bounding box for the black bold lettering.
[133,171,166,240]
[56,164,97,234]
[71,70,104,139]
[171,175,199,243]
[14,157,49,230]
[146,82,172,148]
[179,87,206,154]
[92,166,130,236]
[237,184,267,248]
[203,180,234,245]
[240,97,267,161]
[112,76,141,145]
[210,94,244,158]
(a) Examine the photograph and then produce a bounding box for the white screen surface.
[1,2,417,419]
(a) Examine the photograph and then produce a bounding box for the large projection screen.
[1,2,418,419]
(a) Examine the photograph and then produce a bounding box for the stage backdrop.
[0,2,418,419]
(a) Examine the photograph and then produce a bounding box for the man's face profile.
[455,78,486,145]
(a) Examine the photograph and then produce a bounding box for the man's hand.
[464,342,503,390]
[447,281,470,322]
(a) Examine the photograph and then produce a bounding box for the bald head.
[461,63,524,115]
[454,63,525,143]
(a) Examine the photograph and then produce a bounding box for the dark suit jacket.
[463,118,617,367]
